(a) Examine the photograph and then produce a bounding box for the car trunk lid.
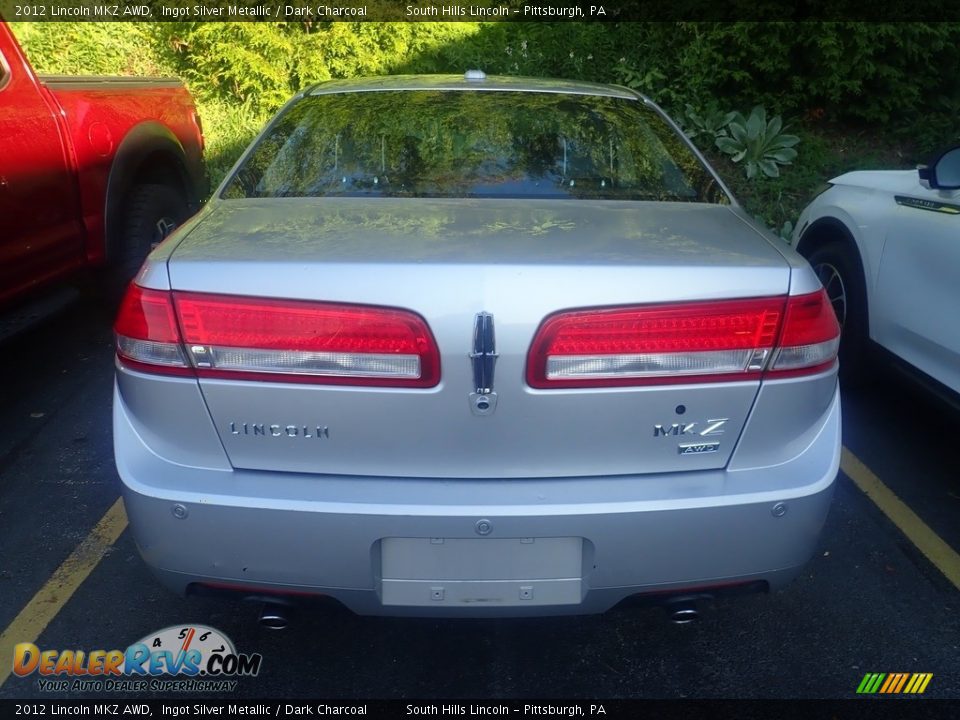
[165,197,792,478]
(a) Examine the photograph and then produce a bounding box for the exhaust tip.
[663,594,708,625]
[668,606,700,625]
[258,604,289,630]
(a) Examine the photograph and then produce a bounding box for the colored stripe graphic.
[857,673,933,694]
[856,673,885,694]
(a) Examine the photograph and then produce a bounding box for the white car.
[791,145,960,398]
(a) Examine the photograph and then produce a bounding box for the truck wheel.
[113,183,188,289]
[806,241,871,386]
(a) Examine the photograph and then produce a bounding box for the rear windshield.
[222,90,726,203]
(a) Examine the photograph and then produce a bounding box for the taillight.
[114,286,440,387]
[526,290,839,388]
[768,289,841,376]
[114,285,191,375]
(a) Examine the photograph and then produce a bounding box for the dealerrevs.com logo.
[13,625,262,692]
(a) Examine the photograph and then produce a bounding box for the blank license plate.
[380,537,582,607]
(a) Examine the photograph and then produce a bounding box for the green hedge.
[611,23,960,140]
[13,21,960,183]
[19,21,959,122]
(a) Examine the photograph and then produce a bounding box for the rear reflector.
[115,286,440,387]
[527,290,839,388]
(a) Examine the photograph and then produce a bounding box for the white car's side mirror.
[918,146,960,190]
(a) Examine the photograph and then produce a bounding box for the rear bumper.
[114,381,840,617]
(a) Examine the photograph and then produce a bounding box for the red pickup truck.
[0,21,205,318]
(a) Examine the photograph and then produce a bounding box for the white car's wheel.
[807,241,871,385]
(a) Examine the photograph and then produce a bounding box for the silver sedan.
[113,74,841,619]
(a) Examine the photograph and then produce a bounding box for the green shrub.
[680,103,738,144]
[613,22,960,131]
[715,107,800,179]
[10,21,175,76]
[11,20,958,199]
[155,22,297,116]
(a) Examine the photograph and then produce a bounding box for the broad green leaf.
[715,136,741,154]
[729,122,748,143]
[766,115,783,139]
[772,134,801,148]
[759,159,780,177]
[769,147,798,163]
[746,107,765,138]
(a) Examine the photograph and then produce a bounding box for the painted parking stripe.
[0,448,956,689]
[841,447,960,591]
[0,497,127,688]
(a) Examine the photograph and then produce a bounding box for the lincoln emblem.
[469,312,499,416]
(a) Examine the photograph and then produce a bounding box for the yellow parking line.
[0,497,127,688]
[0,449,956,690]
[842,446,960,591]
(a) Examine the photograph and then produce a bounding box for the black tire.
[111,183,188,294]
[805,240,872,386]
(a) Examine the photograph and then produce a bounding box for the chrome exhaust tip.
[258,604,289,630]
[668,606,700,625]
[663,594,707,624]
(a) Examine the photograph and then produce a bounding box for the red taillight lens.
[527,291,839,388]
[173,292,440,387]
[768,288,841,376]
[114,285,190,374]
[115,284,181,343]
[114,284,440,387]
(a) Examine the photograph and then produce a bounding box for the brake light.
[768,289,841,376]
[114,286,440,387]
[527,290,839,388]
[114,285,191,375]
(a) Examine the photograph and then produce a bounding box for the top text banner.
[1,0,956,21]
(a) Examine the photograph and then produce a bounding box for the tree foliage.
[612,22,960,132]
[11,20,959,185]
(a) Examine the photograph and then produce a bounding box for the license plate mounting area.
[380,537,583,607]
